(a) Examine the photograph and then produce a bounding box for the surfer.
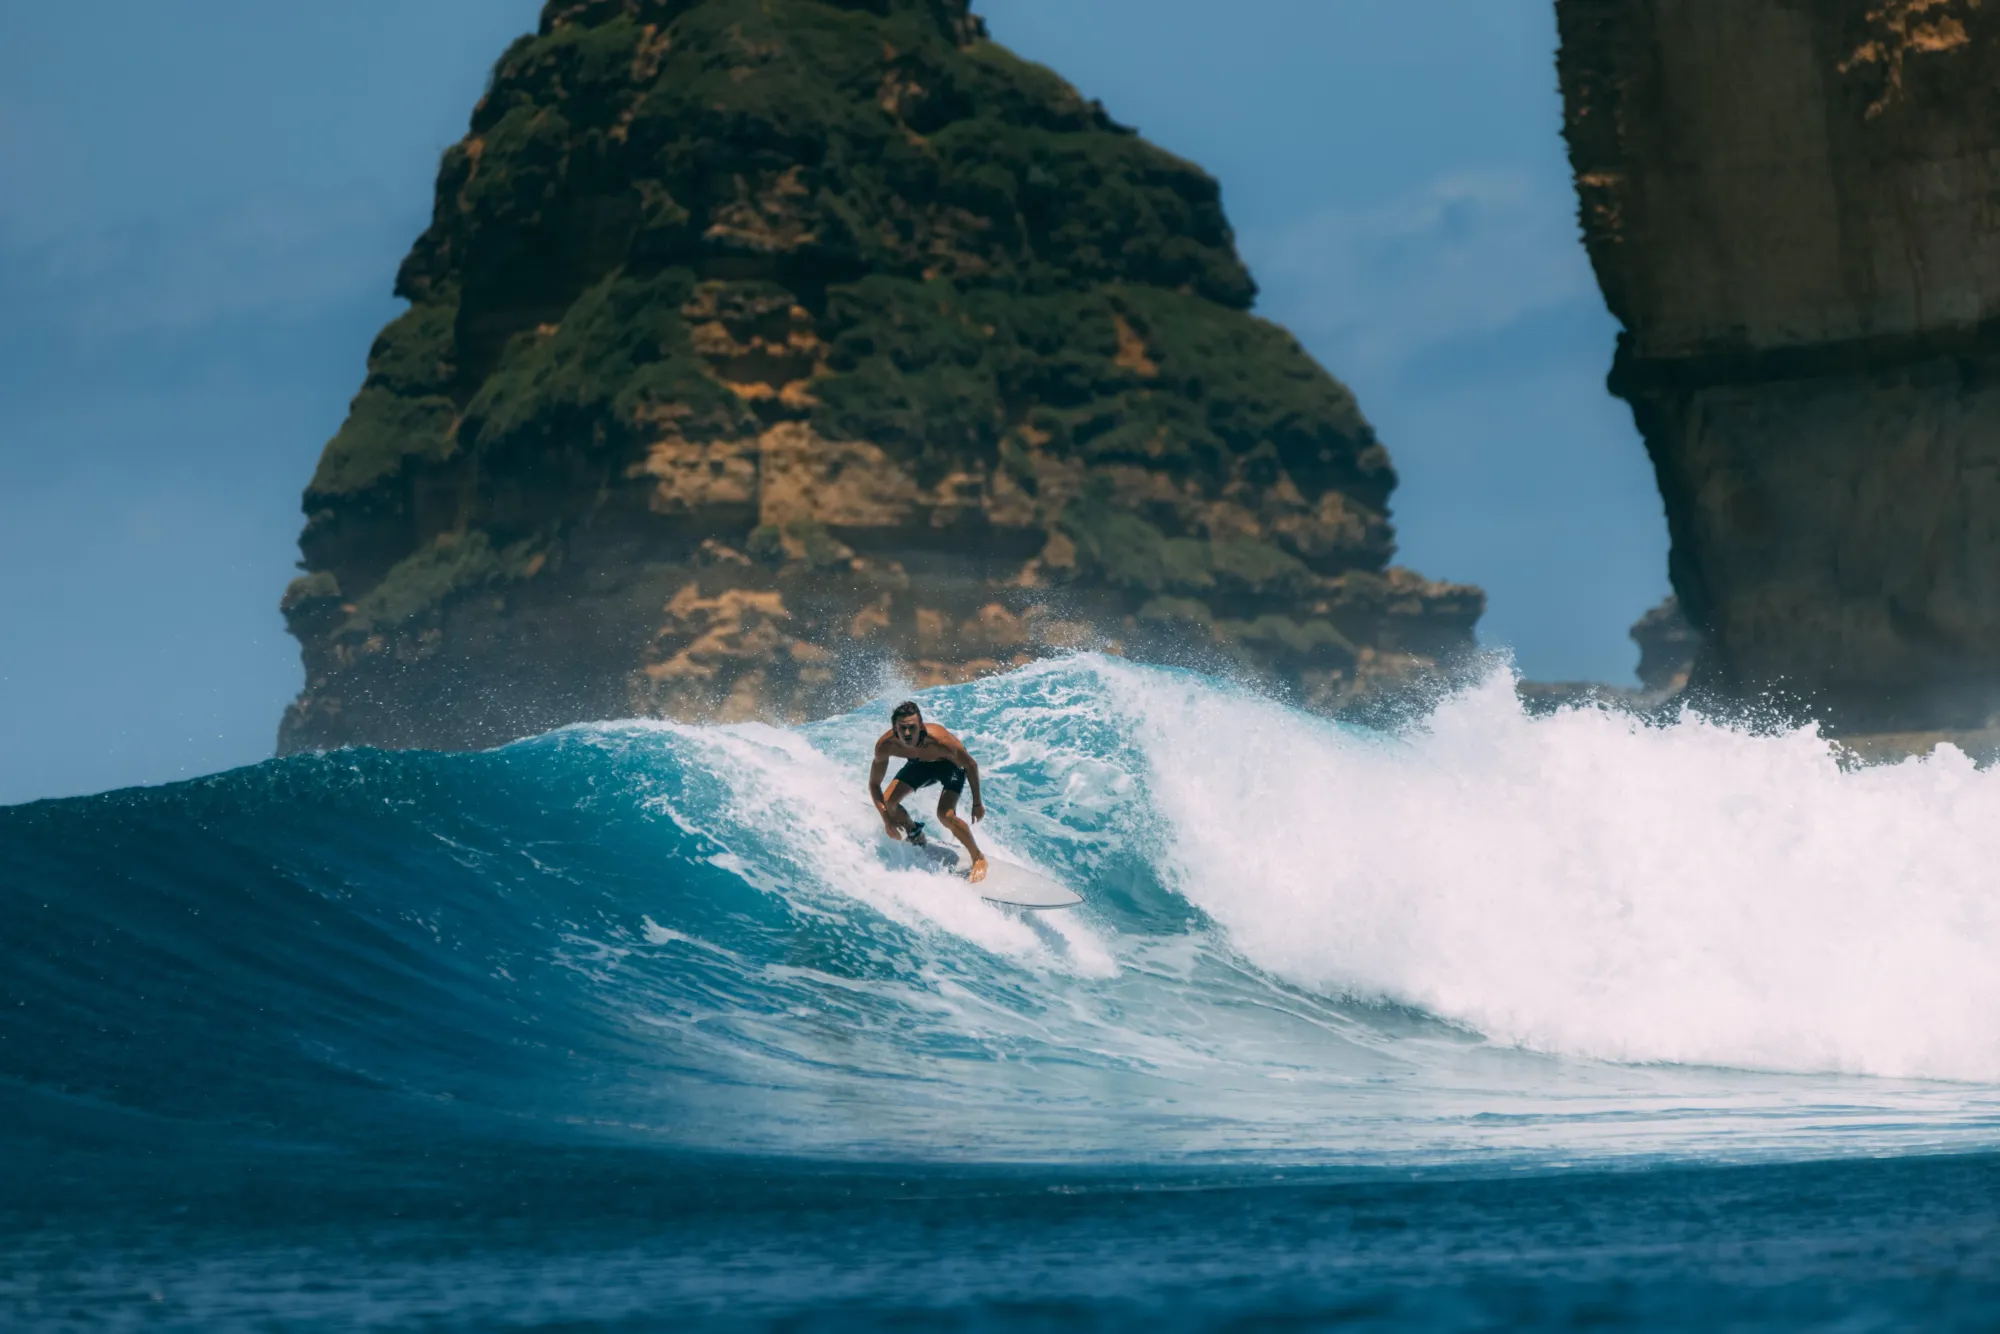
[870,700,988,883]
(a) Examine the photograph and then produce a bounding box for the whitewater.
[12,653,2000,1178]
[612,654,2000,1162]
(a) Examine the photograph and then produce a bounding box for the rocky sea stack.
[1559,0,2000,732]
[280,0,1482,752]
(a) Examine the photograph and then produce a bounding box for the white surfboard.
[973,859,1084,910]
[883,838,1082,908]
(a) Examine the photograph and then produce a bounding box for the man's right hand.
[882,813,905,842]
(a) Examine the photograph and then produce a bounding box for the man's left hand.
[969,800,985,823]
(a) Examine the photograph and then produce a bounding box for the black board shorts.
[893,758,966,795]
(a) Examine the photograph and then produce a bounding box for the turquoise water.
[8,657,2000,1328]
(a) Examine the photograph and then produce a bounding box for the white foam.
[1114,660,2000,1081]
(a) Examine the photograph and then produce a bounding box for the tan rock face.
[633,438,760,516]
[277,0,1482,753]
[1559,0,2000,729]
[757,425,923,532]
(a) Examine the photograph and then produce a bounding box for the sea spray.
[1125,661,2000,1081]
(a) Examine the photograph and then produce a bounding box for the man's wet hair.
[890,700,922,723]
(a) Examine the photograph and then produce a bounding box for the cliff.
[1558,0,2000,732]
[280,0,1481,753]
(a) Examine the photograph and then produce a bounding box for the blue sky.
[0,0,1666,805]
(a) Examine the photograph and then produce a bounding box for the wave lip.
[7,656,2000,1169]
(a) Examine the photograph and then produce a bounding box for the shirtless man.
[869,700,988,883]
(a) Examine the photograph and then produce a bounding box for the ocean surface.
[7,656,2000,1330]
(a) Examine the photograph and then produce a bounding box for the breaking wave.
[8,655,2000,1168]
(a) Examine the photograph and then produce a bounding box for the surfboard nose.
[975,861,1083,909]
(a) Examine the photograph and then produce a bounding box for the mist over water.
[8,654,2000,1178]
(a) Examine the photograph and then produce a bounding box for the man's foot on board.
[967,858,988,884]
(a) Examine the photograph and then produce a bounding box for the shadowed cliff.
[1559,0,2000,732]
[279,0,1481,753]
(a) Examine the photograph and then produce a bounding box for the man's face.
[895,714,922,743]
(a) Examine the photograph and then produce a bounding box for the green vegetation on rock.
[463,267,750,456]
[310,389,459,498]
[1060,480,1313,598]
[346,531,543,633]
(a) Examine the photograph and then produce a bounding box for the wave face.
[9,656,2000,1168]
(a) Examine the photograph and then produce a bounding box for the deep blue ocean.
[8,656,2000,1330]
